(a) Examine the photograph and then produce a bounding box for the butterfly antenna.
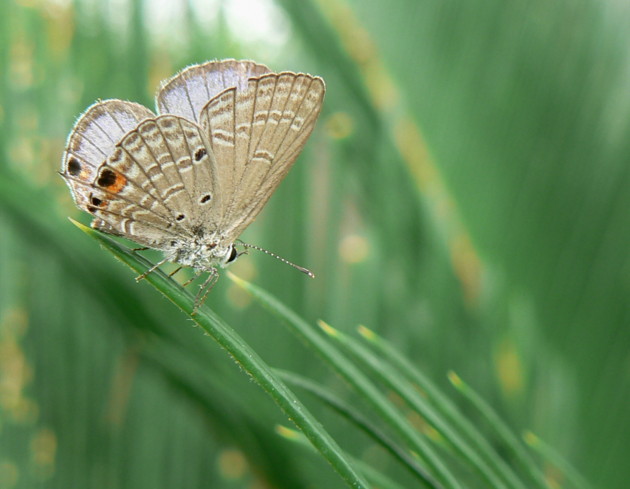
[238,241,315,278]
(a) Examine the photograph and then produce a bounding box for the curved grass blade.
[448,372,552,489]
[276,426,409,489]
[70,219,371,489]
[523,432,592,489]
[357,326,546,489]
[276,369,434,485]
[229,272,459,489]
[331,324,521,489]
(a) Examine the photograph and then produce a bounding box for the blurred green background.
[0,0,628,488]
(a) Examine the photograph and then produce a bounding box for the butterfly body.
[166,233,236,271]
[61,59,325,293]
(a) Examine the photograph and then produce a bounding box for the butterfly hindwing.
[156,59,271,123]
[61,99,155,211]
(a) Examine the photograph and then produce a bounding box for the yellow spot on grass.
[447,371,463,389]
[217,449,247,480]
[317,319,338,337]
[0,461,19,489]
[338,234,369,264]
[494,337,524,398]
[523,431,539,446]
[357,325,375,340]
[449,232,482,306]
[325,111,354,139]
[0,308,37,423]
[275,425,301,440]
[30,428,56,479]
[407,411,442,442]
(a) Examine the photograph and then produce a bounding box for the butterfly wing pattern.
[61,59,325,296]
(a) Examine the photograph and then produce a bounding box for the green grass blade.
[276,369,435,486]
[229,273,461,489]
[71,220,371,489]
[523,432,593,489]
[277,426,409,489]
[448,372,551,488]
[354,326,538,489]
[329,325,519,489]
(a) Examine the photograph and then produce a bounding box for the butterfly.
[60,59,325,306]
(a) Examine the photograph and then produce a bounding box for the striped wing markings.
[151,115,200,215]
[133,117,196,212]
[118,116,213,232]
[223,85,324,240]
[199,73,290,234]
[199,86,239,226]
[223,73,325,240]
[171,116,222,231]
[63,169,190,246]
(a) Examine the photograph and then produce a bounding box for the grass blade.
[71,220,371,489]
[276,426,409,489]
[229,273,460,489]
[346,326,531,489]
[523,432,593,489]
[276,369,433,485]
[448,372,551,489]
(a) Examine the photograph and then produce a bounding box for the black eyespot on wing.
[87,194,104,213]
[97,168,117,187]
[67,157,82,176]
[194,148,207,161]
[200,194,211,204]
[176,214,185,221]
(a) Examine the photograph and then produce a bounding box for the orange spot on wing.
[105,173,127,194]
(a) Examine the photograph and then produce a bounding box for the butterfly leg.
[135,256,171,282]
[192,268,219,314]
[182,269,204,287]
[168,266,183,278]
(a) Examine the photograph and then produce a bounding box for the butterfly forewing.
[199,72,325,241]
[198,88,239,225]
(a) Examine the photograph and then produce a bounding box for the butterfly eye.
[227,246,238,263]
